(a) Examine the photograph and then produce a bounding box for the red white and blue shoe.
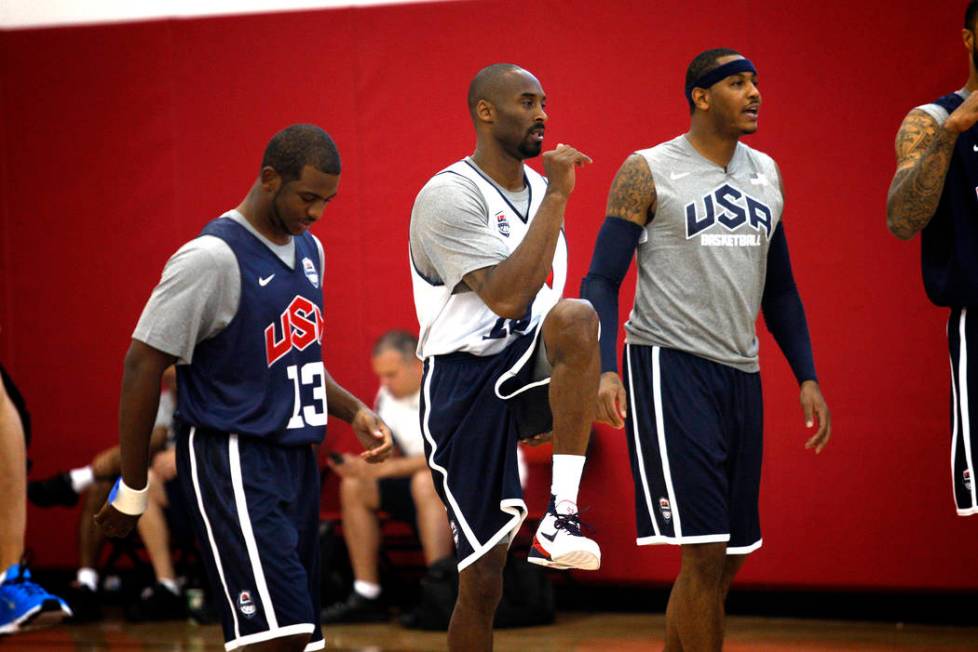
[0,563,72,635]
[528,496,601,571]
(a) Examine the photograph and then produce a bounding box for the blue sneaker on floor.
[0,563,72,634]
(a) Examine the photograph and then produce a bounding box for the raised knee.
[547,300,599,346]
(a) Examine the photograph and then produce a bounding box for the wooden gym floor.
[4,613,977,651]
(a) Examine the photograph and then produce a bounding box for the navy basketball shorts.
[623,344,763,554]
[175,424,324,651]
[420,328,552,571]
[948,308,978,516]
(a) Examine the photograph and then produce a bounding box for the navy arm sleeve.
[580,217,644,373]
[761,223,817,384]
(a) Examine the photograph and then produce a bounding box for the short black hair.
[261,124,341,183]
[372,330,418,359]
[966,0,978,30]
[684,48,742,113]
[468,63,523,120]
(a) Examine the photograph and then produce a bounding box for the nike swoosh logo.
[259,275,275,286]
[670,171,691,180]
[539,530,557,543]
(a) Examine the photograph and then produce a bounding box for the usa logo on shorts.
[495,211,510,237]
[238,590,257,618]
[659,497,672,522]
[302,257,319,288]
[965,469,973,492]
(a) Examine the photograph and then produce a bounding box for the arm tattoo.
[886,109,958,240]
[606,154,657,225]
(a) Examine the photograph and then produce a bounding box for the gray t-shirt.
[410,156,529,290]
[132,210,324,364]
[627,135,783,372]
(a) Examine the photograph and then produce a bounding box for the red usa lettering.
[264,295,325,366]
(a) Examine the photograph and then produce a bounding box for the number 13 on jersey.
[286,361,327,429]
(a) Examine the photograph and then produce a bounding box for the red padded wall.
[1,0,975,589]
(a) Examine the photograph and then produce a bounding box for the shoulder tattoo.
[606,154,656,225]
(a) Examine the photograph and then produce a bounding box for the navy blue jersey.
[921,93,978,307]
[177,218,327,446]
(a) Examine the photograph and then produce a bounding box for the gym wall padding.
[1,0,975,589]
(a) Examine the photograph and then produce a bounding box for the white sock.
[353,580,381,600]
[69,466,95,493]
[159,578,180,595]
[77,567,98,591]
[551,454,586,514]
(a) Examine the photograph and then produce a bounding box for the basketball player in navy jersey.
[96,124,393,652]
[887,1,978,517]
[581,50,831,650]
[410,64,603,651]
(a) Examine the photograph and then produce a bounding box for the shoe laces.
[4,558,47,598]
[552,507,595,537]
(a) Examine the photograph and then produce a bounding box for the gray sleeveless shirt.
[624,135,783,372]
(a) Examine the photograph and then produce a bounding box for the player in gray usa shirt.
[582,48,832,651]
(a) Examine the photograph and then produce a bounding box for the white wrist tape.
[110,478,148,515]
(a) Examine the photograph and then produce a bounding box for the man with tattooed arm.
[581,48,832,650]
[886,0,978,517]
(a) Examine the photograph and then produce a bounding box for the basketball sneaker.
[0,563,72,634]
[528,496,601,571]
[125,582,187,622]
[321,591,388,624]
[27,472,79,507]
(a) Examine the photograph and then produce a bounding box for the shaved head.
[468,63,536,121]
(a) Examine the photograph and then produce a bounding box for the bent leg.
[411,470,453,565]
[448,544,506,652]
[339,476,382,585]
[79,480,111,571]
[137,472,176,583]
[541,299,600,457]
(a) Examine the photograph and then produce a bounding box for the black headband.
[685,58,757,104]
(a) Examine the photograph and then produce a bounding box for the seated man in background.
[0,362,71,633]
[28,367,181,621]
[322,330,454,623]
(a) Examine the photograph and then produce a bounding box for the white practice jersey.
[409,158,566,358]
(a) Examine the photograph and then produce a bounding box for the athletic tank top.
[177,217,327,445]
[626,135,783,372]
[411,160,566,358]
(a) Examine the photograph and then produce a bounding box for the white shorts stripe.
[304,638,326,651]
[228,434,278,630]
[950,326,961,510]
[420,357,480,552]
[457,498,527,572]
[652,346,683,538]
[626,344,661,538]
[636,533,730,546]
[224,623,315,651]
[493,325,551,400]
[188,427,239,640]
[958,309,977,510]
[726,539,764,555]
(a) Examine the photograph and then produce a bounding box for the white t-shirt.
[375,387,423,457]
